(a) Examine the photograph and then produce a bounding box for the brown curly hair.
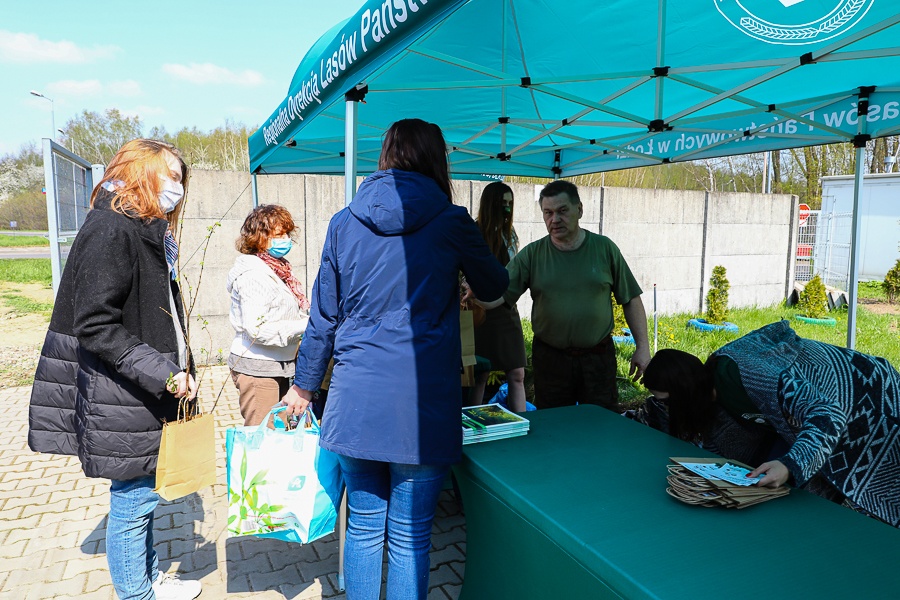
[236,204,296,254]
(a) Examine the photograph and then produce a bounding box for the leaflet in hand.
[679,462,764,487]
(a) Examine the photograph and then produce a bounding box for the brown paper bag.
[461,365,475,387]
[461,308,477,386]
[462,298,486,327]
[154,400,216,501]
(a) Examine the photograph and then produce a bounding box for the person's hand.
[750,460,790,488]
[282,384,313,417]
[629,346,650,380]
[168,371,198,399]
[460,280,474,304]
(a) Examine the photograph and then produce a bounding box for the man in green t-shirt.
[482,180,650,409]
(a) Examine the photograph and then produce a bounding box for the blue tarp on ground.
[249,0,900,178]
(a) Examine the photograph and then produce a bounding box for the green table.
[454,405,900,599]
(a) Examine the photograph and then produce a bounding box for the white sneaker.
[152,572,202,600]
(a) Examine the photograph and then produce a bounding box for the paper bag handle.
[176,396,202,423]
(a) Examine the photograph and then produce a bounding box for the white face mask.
[158,177,184,213]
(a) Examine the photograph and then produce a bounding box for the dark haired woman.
[28,139,202,598]
[633,320,900,528]
[283,118,508,598]
[470,181,527,411]
[227,204,309,426]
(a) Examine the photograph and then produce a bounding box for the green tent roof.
[249,0,900,178]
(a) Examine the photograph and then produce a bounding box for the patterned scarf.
[164,231,179,280]
[257,252,311,310]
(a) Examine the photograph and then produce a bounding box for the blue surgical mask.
[268,238,293,258]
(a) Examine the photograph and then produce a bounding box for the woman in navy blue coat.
[284,119,508,599]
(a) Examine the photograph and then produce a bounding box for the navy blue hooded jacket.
[294,170,509,464]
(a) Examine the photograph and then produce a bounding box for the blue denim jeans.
[107,476,160,600]
[337,456,450,600]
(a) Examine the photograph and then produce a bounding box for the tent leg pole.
[337,87,364,593]
[653,283,658,355]
[344,95,359,207]
[251,173,259,208]
[847,145,865,350]
[337,489,347,592]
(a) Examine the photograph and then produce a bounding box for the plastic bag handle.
[256,404,320,435]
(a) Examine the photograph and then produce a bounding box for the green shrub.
[883,259,900,304]
[799,274,828,319]
[705,265,730,324]
[611,294,628,334]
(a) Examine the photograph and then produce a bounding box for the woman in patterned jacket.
[634,320,900,528]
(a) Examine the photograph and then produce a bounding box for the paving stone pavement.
[0,366,467,599]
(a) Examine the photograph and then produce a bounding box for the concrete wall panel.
[179,171,797,363]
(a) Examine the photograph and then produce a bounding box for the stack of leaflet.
[461,404,530,445]
[666,457,789,509]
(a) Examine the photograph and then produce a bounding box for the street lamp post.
[57,129,72,152]
[29,90,56,140]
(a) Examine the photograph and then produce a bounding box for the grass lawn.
[0,292,53,317]
[613,302,900,408]
[0,259,52,285]
[0,234,49,247]
[858,280,888,302]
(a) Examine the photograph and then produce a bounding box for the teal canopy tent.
[249,0,900,348]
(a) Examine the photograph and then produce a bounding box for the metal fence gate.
[42,139,104,294]
[794,209,854,292]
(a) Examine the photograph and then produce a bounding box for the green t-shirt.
[504,231,642,349]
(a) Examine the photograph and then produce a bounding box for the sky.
[0,0,363,156]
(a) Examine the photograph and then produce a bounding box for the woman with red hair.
[28,139,202,599]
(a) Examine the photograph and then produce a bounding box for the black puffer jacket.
[28,189,188,480]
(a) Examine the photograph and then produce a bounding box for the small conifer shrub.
[883,259,900,304]
[705,265,730,325]
[799,274,828,319]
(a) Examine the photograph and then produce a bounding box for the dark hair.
[236,204,296,254]
[378,118,452,202]
[539,180,580,206]
[642,349,717,441]
[476,182,516,265]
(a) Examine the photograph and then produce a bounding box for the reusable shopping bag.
[154,398,217,501]
[226,405,343,543]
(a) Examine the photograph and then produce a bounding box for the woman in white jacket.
[227,204,310,426]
